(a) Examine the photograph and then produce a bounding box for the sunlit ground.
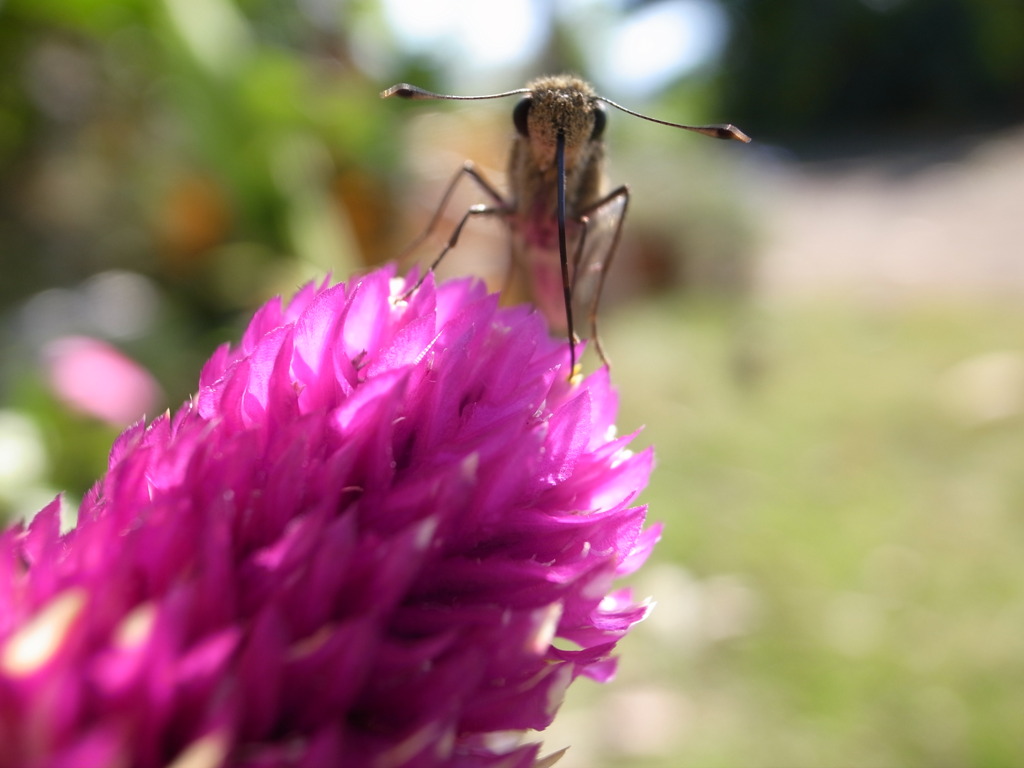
[542,293,1024,767]
[535,127,1024,767]
[532,124,1024,765]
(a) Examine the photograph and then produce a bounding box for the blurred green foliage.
[0,0,413,515]
[720,0,1024,151]
[0,0,403,307]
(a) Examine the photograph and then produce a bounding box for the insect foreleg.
[574,184,630,368]
[400,161,508,297]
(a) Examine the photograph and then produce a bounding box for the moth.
[381,74,750,375]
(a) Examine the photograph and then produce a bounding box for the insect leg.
[574,184,630,368]
[401,204,504,300]
[400,161,508,297]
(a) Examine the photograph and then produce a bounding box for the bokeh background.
[2,1,1023,765]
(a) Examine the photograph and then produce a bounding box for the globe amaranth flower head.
[0,265,659,768]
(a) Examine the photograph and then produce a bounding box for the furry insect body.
[381,74,750,376]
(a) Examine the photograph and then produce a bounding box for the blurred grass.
[542,295,1024,767]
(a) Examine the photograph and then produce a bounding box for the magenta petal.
[48,727,128,768]
[21,495,62,569]
[0,266,658,766]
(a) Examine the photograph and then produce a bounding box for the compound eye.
[590,103,607,140]
[513,97,532,137]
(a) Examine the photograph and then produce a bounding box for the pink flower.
[0,266,658,767]
[43,336,160,426]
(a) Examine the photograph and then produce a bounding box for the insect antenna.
[381,83,751,143]
[595,95,752,143]
[380,84,528,102]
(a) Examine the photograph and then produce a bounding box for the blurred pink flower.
[44,336,160,426]
[1,266,658,767]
